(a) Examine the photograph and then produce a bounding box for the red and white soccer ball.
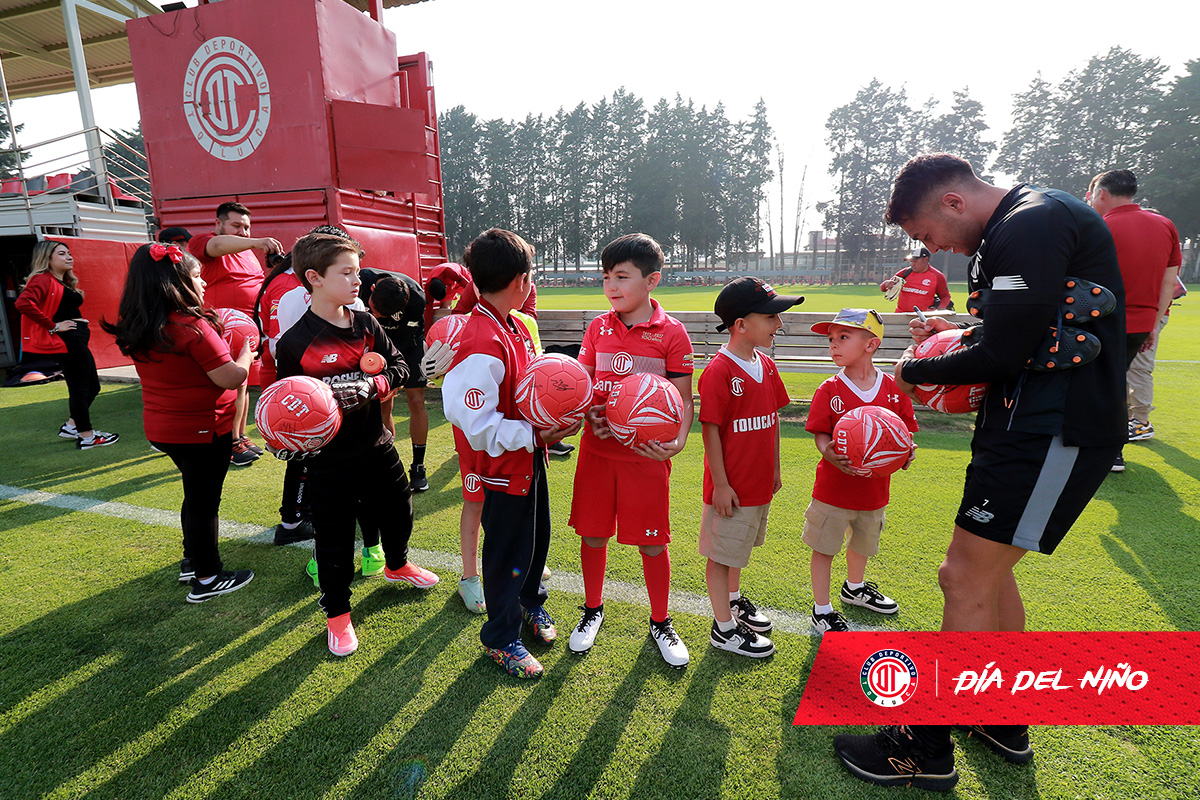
[605,373,684,449]
[833,406,913,477]
[216,308,260,355]
[911,329,988,414]
[514,353,592,429]
[425,313,469,350]
[255,376,341,453]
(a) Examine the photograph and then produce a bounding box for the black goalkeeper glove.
[330,376,376,410]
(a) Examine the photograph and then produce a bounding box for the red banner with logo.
[793,632,1200,725]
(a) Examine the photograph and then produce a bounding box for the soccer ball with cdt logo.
[425,313,469,350]
[910,328,988,413]
[832,406,913,477]
[255,376,341,452]
[605,373,684,449]
[514,353,592,428]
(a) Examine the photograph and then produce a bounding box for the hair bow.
[149,243,183,264]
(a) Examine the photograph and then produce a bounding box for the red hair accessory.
[149,243,183,264]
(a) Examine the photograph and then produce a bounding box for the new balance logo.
[321,353,339,364]
[992,275,1028,291]
[964,506,994,524]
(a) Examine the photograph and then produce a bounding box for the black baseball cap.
[157,226,192,244]
[714,277,804,332]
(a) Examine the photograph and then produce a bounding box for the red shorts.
[569,444,672,546]
[452,426,484,502]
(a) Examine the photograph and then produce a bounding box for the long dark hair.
[254,251,292,335]
[102,243,220,358]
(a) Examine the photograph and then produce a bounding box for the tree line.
[439,90,774,269]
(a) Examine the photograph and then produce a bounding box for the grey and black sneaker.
[710,619,775,658]
[649,616,690,668]
[812,608,850,635]
[273,519,315,545]
[186,569,254,603]
[58,422,78,439]
[568,604,604,654]
[839,580,899,614]
[731,594,773,633]
[239,436,264,456]
[178,558,195,583]
[230,437,259,466]
[834,725,958,791]
[409,463,429,492]
[77,431,119,450]
[955,725,1034,764]
[547,440,575,456]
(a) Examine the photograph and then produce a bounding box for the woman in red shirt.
[103,243,256,603]
[15,241,116,448]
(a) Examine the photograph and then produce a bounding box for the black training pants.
[152,432,233,579]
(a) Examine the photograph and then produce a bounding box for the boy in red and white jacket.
[699,277,802,658]
[441,229,579,679]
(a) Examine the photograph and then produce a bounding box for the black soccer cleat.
[1061,278,1116,323]
[1026,327,1100,371]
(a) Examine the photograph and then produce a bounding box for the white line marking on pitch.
[0,483,889,636]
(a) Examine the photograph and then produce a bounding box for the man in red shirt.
[188,201,283,466]
[880,246,952,313]
[1087,169,1182,470]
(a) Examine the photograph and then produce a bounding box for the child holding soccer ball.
[274,233,438,657]
[567,233,696,668]
[699,277,802,657]
[440,229,580,679]
[804,308,918,634]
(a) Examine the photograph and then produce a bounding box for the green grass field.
[1,284,1198,799]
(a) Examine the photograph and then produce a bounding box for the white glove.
[266,444,322,461]
[421,339,457,381]
[884,279,903,301]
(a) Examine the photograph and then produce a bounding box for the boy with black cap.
[699,277,802,657]
[804,308,918,634]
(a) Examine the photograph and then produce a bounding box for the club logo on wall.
[183,37,271,162]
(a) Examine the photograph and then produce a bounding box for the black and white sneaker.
[710,619,775,658]
[547,440,575,456]
[58,422,78,439]
[186,569,254,603]
[77,431,119,450]
[839,580,899,614]
[834,725,958,791]
[178,558,195,583]
[955,725,1034,764]
[812,608,850,635]
[1111,454,1125,473]
[731,594,773,633]
[273,519,315,545]
[649,616,689,668]
[568,604,604,654]
[409,463,429,492]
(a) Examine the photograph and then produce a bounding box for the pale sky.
[10,0,1196,242]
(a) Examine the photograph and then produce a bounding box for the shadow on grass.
[1097,445,1200,632]
[0,563,316,800]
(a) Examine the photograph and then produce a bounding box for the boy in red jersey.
[441,229,580,679]
[567,233,695,668]
[699,278,802,658]
[275,234,438,657]
[804,308,918,634]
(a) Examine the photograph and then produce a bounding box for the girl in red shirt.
[103,243,256,603]
[15,241,116,448]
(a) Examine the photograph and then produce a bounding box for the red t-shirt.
[699,349,790,507]
[577,299,695,463]
[189,233,265,312]
[135,312,236,443]
[1103,204,1182,334]
[892,266,951,312]
[806,369,918,511]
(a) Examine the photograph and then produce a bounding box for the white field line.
[0,483,888,636]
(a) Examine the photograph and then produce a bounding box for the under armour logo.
[888,393,899,403]
[599,323,614,336]
[645,529,659,537]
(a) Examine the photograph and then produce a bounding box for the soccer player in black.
[358,267,431,491]
[833,154,1126,790]
[275,234,439,656]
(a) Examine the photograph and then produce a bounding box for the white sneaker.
[710,620,775,658]
[568,604,604,654]
[649,616,689,668]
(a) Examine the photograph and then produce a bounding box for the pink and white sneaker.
[327,612,358,657]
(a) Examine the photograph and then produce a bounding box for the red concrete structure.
[126,0,447,276]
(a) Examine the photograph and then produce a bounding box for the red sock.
[642,548,671,623]
[580,542,607,608]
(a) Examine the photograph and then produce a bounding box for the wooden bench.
[534,309,968,374]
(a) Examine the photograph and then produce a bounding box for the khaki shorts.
[699,502,770,568]
[801,498,886,557]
